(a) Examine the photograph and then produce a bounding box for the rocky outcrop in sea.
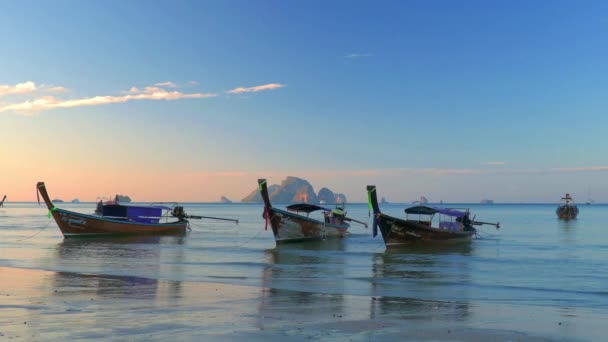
[241,176,347,204]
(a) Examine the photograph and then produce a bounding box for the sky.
[1,0,608,203]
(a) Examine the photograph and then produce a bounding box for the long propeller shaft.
[344,217,368,228]
[187,215,239,224]
[472,220,500,228]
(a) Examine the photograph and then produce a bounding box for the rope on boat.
[188,221,222,232]
[231,226,266,249]
[474,227,500,240]
[16,220,53,242]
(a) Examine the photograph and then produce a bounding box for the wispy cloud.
[344,53,372,59]
[0,81,65,97]
[552,166,608,173]
[481,161,506,166]
[227,83,285,94]
[0,83,216,115]
[154,81,178,88]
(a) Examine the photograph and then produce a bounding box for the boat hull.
[376,213,474,246]
[51,208,188,237]
[268,208,349,244]
[556,205,579,220]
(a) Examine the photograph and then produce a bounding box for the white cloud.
[46,86,67,93]
[0,82,69,98]
[481,161,506,166]
[0,83,216,115]
[227,83,284,94]
[154,81,178,88]
[0,81,37,97]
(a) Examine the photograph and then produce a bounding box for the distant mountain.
[318,187,335,204]
[335,193,346,204]
[241,176,347,204]
[220,196,233,203]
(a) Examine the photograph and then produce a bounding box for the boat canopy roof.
[286,203,330,213]
[103,203,173,211]
[404,205,466,218]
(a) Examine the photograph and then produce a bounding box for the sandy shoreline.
[0,266,598,341]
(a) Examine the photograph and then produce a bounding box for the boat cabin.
[404,205,470,232]
[286,203,347,226]
[100,204,172,224]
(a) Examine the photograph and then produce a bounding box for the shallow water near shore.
[1,202,607,340]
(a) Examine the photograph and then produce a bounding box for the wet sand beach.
[1,266,600,341]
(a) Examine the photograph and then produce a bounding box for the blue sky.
[1,1,607,202]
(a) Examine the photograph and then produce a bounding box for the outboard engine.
[171,206,186,219]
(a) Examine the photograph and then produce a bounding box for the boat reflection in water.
[52,235,187,301]
[257,238,473,331]
[258,239,347,326]
[369,244,472,321]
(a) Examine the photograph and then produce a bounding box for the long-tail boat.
[0,195,6,207]
[258,179,367,244]
[556,193,579,219]
[366,185,499,246]
[37,182,238,237]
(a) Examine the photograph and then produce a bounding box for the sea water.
[1,202,607,339]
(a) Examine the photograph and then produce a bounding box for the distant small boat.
[258,179,366,244]
[480,199,494,204]
[71,198,80,204]
[37,182,237,237]
[556,193,579,219]
[367,185,499,246]
[411,196,428,204]
[585,186,594,205]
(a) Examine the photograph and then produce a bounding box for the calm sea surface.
[1,202,608,337]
